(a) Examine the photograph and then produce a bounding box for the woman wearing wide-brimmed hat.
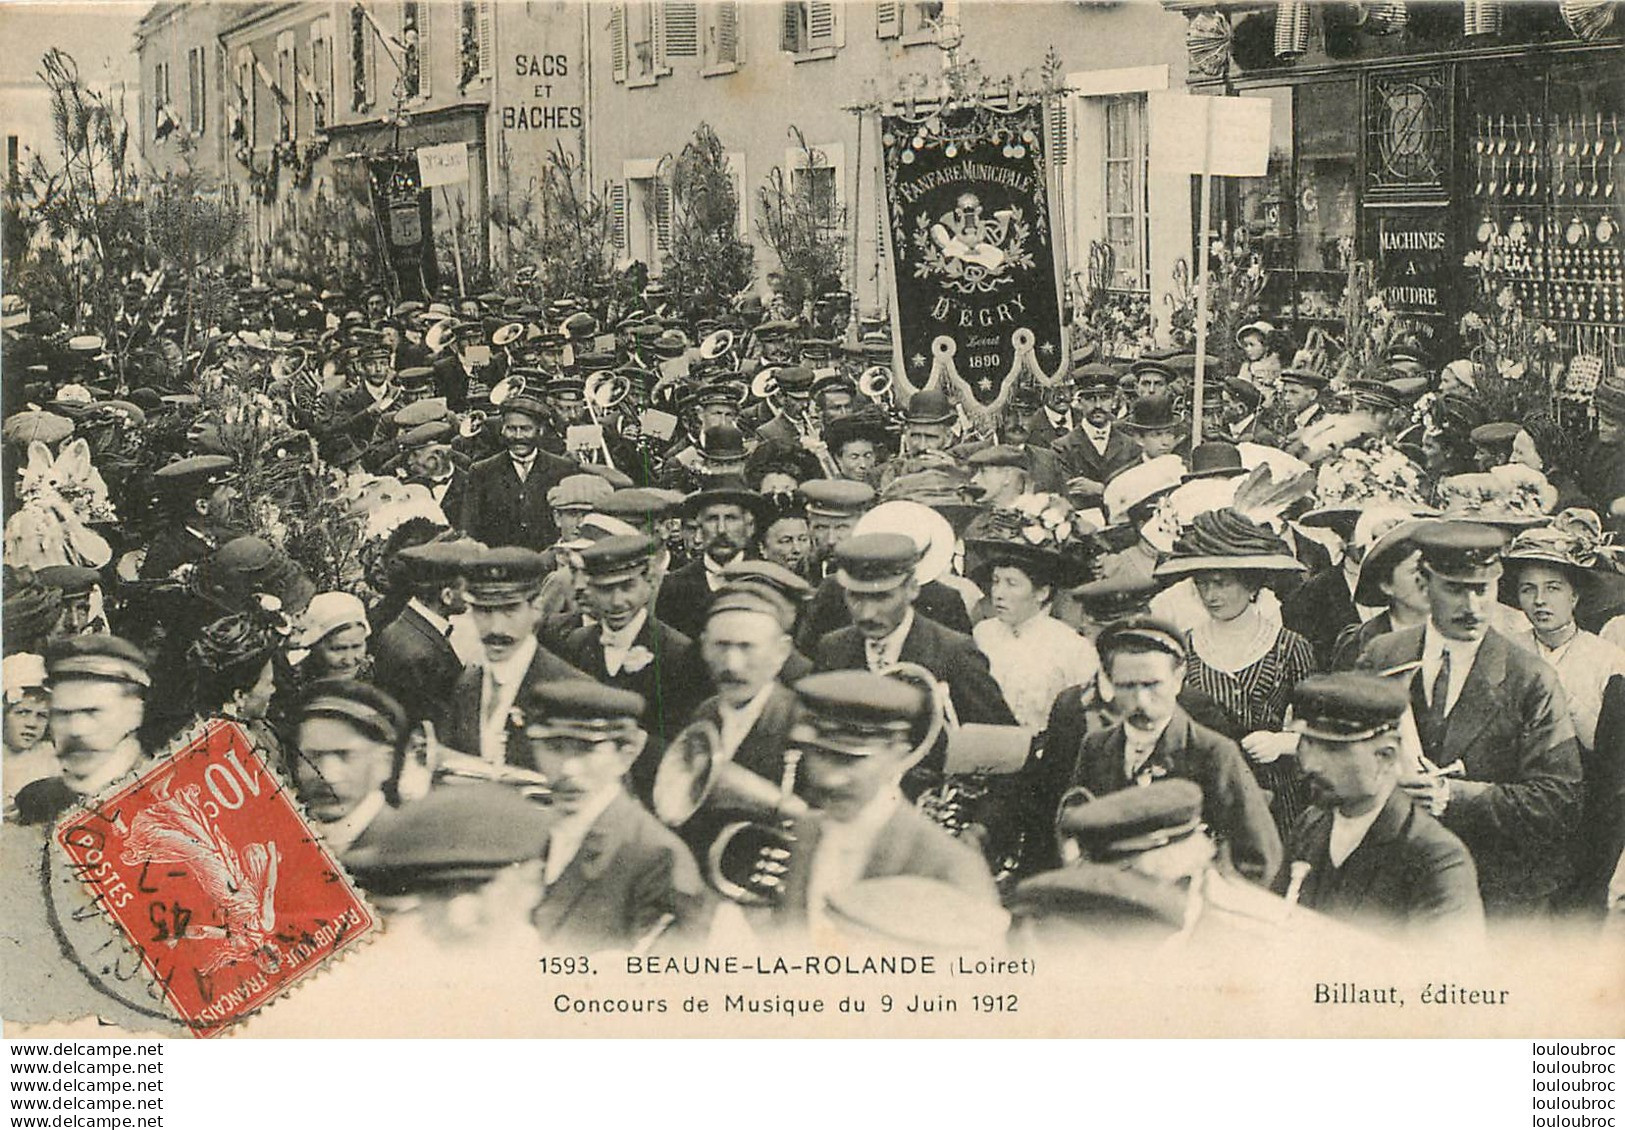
[1153,508,1317,832]
[1500,510,1625,753]
[963,499,1101,730]
[1328,515,1433,670]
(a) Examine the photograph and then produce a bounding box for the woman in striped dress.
[1154,509,1319,834]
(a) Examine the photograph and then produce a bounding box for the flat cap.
[708,584,796,632]
[397,538,482,584]
[517,679,645,732]
[1290,674,1409,743]
[45,634,150,689]
[299,676,407,745]
[578,533,658,583]
[1469,421,1522,447]
[719,558,815,603]
[154,454,235,491]
[1095,616,1187,663]
[548,472,614,511]
[966,444,1032,471]
[833,532,919,593]
[464,546,549,604]
[799,478,875,516]
[35,564,100,597]
[398,420,454,449]
[1071,362,1120,391]
[344,782,557,888]
[1057,778,1204,862]
[774,364,815,393]
[1413,520,1506,581]
[397,365,435,392]
[499,393,549,422]
[393,398,450,428]
[596,488,680,524]
[791,671,925,756]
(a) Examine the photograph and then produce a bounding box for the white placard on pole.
[417,142,470,188]
[1147,93,1273,447]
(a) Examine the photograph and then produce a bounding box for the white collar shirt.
[1420,622,1485,717]
[601,609,649,676]
[543,786,623,885]
[864,609,915,672]
[1328,785,1394,868]
[480,636,538,763]
[716,682,777,761]
[1122,716,1173,782]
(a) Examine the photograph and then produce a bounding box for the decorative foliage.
[531,142,619,315]
[661,123,755,320]
[756,126,848,319]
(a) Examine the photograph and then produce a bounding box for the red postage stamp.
[54,720,375,1038]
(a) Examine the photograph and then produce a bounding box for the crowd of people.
[3,267,1624,1011]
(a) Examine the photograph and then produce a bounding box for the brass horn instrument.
[858,365,895,408]
[579,370,631,471]
[488,371,527,407]
[457,409,488,440]
[699,328,736,361]
[650,720,808,906]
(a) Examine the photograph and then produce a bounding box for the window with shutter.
[655,177,673,253]
[781,2,806,53]
[703,1,739,73]
[664,2,698,58]
[310,18,333,130]
[807,1,838,49]
[276,32,295,140]
[477,1,494,78]
[876,2,900,38]
[416,1,430,96]
[611,5,628,83]
[611,182,628,249]
[1048,98,1068,165]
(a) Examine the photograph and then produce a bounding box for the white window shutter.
[717,2,739,63]
[655,177,673,251]
[477,1,495,77]
[1048,98,1068,165]
[611,5,628,82]
[417,1,431,96]
[808,1,837,48]
[876,2,900,38]
[652,2,669,73]
[664,1,698,58]
[611,182,628,249]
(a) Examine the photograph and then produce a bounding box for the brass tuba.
[651,721,807,905]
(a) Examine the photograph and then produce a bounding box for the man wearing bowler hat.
[813,533,1016,743]
[1052,362,1142,495]
[1357,522,1582,915]
[1279,673,1483,938]
[436,547,589,764]
[514,680,711,949]
[559,534,709,793]
[460,392,582,550]
[655,480,765,639]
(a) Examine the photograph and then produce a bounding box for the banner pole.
[440,185,468,297]
[1191,99,1215,450]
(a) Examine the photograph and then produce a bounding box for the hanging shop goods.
[880,99,1068,426]
[366,154,439,301]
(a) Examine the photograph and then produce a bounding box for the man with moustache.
[1051,364,1141,497]
[372,540,479,724]
[655,480,764,639]
[460,392,582,550]
[1357,522,1583,915]
[436,547,589,764]
[139,455,240,580]
[687,585,803,789]
[559,534,708,796]
[13,637,152,827]
[1280,674,1484,938]
[1022,618,1281,884]
[289,679,407,853]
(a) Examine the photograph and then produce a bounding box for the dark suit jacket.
[1331,611,1396,672]
[1277,786,1484,937]
[372,603,465,723]
[1043,706,1281,886]
[1567,674,1625,914]
[430,352,471,411]
[1022,408,1072,451]
[138,524,214,580]
[406,467,470,531]
[813,613,1017,731]
[796,575,973,654]
[530,791,711,950]
[654,557,716,641]
[1282,566,1358,669]
[1357,626,1584,914]
[435,642,591,763]
[460,449,581,549]
[1050,425,1141,487]
[774,802,999,927]
[558,614,710,796]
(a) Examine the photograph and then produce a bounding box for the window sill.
[899,30,936,46]
[701,61,739,77]
[790,46,839,63]
[628,73,659,89]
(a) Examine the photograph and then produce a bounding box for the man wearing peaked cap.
[509,679,711,949]
[756,671,997,928]
[754,364,817,448]
[1356,520,1581,915]
[1020,616,1281,885]
[1275,674,1484,938]
[396,417,470,526]
[35,564,103,640]
[799,478,875,575]
[140,454,239,581]
[291,678,408,853]
[558,534,709,798]
[435,546,591,765]
[372,539,482,724]
[459,382,583,550]
[14,636,151,826]
[813,533,1017,768]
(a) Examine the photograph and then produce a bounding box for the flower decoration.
[622,645,656,674]
[1506,508,1625,573]
[1312,441,1429,511]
